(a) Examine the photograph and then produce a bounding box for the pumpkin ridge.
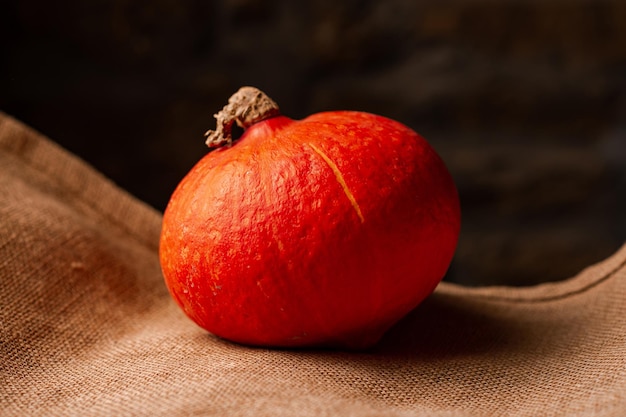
[308,143,365,224]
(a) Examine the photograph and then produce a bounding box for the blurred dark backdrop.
[2,0,625,286]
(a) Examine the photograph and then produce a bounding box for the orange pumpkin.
[159,87,460,349]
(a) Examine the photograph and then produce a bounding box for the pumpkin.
[159,87,460,349]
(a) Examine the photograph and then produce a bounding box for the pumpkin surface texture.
[159,87,461,349]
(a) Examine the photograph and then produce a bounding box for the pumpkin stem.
[205,86,281,148]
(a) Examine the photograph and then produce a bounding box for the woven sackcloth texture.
[1,111,625,417]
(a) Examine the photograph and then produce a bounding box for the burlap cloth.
[1,112,625,417]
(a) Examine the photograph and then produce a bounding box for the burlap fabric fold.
[1,112,625,417]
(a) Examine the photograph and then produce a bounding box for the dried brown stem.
[204,86,281,148]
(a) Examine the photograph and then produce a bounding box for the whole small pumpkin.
[159,87,460,349]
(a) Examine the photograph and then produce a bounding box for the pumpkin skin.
[159,109,460,349]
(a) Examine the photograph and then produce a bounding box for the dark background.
[2,0,625,286]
